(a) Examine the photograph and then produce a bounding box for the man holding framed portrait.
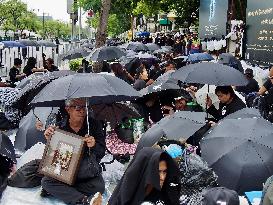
[41,98,106,205]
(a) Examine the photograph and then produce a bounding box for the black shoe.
[40,188,52,197]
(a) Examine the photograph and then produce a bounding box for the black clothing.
[236,78,259,95]
[23,65,35,76]
[109,148,181,205]
[133,79,146,91]
[9,66,20,84]
[207,95,246,121]
[47,65,59,72]
[263,79,273,91]
[41,117,106,205]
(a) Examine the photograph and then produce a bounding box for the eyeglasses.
[69,105,86,111]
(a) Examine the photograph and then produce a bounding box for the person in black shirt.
[46,58,59,72]
[9,58,25,86]
[42,98,105,205]
[236,68,259,95]
[206,86,246,121]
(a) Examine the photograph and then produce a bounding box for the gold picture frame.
[39,129,85,185]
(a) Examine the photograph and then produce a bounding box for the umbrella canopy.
[31,73,141,107]
[0,132,16,163]
[62,48,91,60]
[1,41,26,48]
[119,56,141,75]
[187,53,214,62]
[87,46,126,61]
[127,42,149,52]
[153,47,172,54]
[38,40,56,47]
[201,111,273,194]
[14,107,58,151]
[13,71,75,113]
[136,31,150,37]
[91,102,141,126]
[146,43,160,52]
[223,107,261,119]
[81,43,95,49]
[137,111,206,151]
[172,62,248,86]
[218,53,244,73]
[135,52,157,59]
[18,39,40,47]
[16,72,45,89]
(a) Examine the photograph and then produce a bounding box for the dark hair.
[111,63,124,76]
[215,86,235,97]
[26,57,37,67]
[269,65,273,70]
[101,61,111,73]
[46,58,54,64]
[135,66,147,79]
[14,58,22,66]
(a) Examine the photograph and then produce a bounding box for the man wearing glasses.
[259,65,273,96]
[42,98,105,205]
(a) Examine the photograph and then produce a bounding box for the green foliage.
[69,58,82,71]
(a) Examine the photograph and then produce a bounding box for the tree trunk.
[95,0,112,49]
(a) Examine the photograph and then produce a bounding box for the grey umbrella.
[146,43,161,52]
[62,48,91,60]
[127,42,149,52]
[18,39,40,47]
[30,73,141,107]
[0,132,16,163]
[223,107,261,120]
[87,46,126,61]
[14,107,59,151]
[200,111,273,194]
[137,111,206,151]
[172,62,248,86]
[38,40,57,47]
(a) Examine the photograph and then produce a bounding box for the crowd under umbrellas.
[0,39,273,205]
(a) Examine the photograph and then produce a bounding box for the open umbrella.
[87,46,126,61]
[146,43,160,52]
[18,39,40,47]
[187,53,214,62]
[30,73,141,107]
[62,48,91,60]
[201,110,273,194]
[1,41,26,48]
[91,102,141,126]
[153,47,172,54]
[14,107,59,151]
[0,132,16,163]
[16,72,45,89]
[38,40,56,47]
[13,71,75,114]
[172,62,248,86]
[127,42,149,52]
[81,43,95,49]
[137,111,206,151]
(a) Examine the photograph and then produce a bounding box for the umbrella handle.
[206,85,210,120]
[86,98,90,135]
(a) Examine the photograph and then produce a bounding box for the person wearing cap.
[235,68,259,96]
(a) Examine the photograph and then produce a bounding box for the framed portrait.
[39,129,85,185]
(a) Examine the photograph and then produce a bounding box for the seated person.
[108,147,181,205]
[235,68,259,96]
[23,57,47,76]
[206,86,246,121]
[9,58,26,86]
[45,58,59,72]
[258,65,273,96]
[42,98,106,205]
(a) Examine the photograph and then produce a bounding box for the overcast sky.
[22,0,70,22]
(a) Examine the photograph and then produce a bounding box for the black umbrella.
[172,62,248,86]
[127,42,149,52]
[223,107,261,120]
[62,48,91,60]
[16,72,45,89]
[30,73,141,107]
[218,53,244,73]
[81,43,95,49]
[38,40,57,47]
[14,107,58,151]
[91,102,141,126]
[201,111,273,194]
[0,132,16,163]
[87,46,126,61]
[13,71,75,114]
[18,39,40,47]
[137,111,206,151]
[146,43,161,52]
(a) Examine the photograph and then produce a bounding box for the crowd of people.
[0,32,273,205]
